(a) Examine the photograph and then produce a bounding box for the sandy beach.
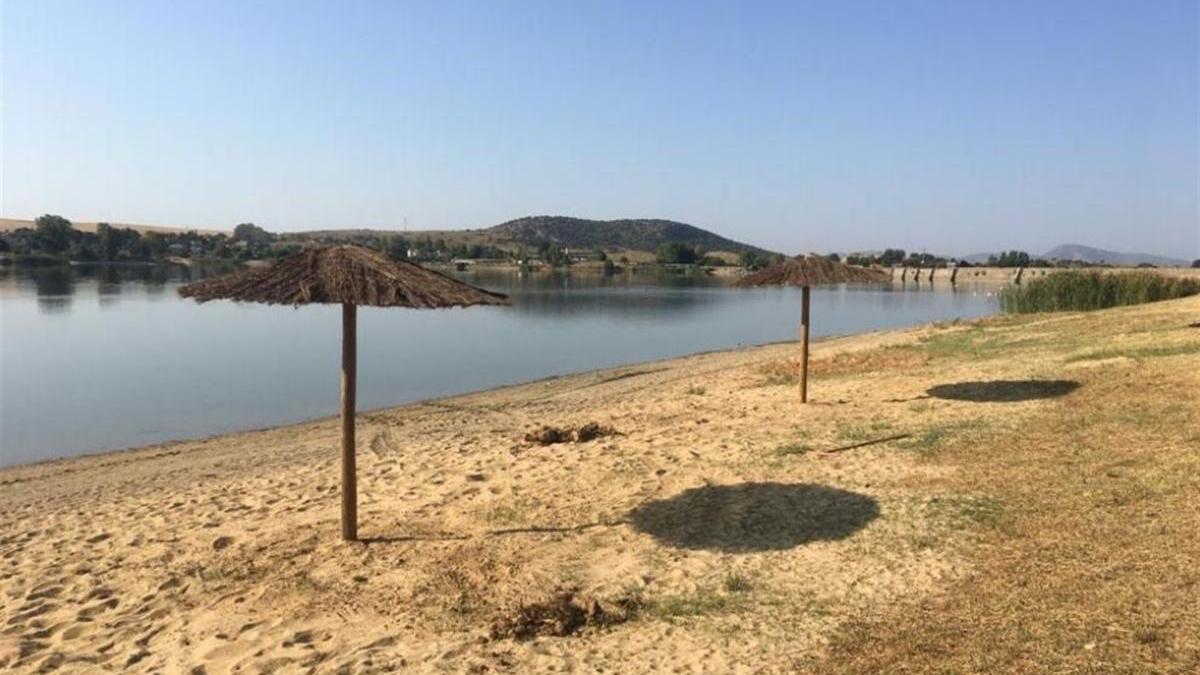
[3,296,1198,673]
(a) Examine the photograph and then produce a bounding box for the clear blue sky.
[3,0,1197,257]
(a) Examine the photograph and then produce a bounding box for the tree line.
[0,216,290,263]
[7,215,1191,270]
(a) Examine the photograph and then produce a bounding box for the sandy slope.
[3,297,1197,673]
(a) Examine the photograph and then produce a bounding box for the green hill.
[483,216,770,254]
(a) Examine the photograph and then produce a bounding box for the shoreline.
[0,327,889,474]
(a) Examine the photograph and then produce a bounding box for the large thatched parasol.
[736,255,889,403]
[179,245,509,540]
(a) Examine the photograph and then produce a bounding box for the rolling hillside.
[294,215,776,257]
[482,216,770,254]
[1042,244,1190,267]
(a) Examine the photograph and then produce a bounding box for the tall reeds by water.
[1000,270,1200,314]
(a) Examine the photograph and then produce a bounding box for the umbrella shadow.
[627,482,879,553]
[926,379,1079,403]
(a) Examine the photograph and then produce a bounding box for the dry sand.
[3,296,1198,673]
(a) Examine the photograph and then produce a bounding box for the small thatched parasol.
[736,255,889,403]
[179,245,509,540]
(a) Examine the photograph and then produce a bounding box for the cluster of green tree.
[1192,259,1200,269]
[534,241,571,266]
[737,249,785,270]
[844,249,954,268]
[0,215,288,263]
[988,250,1034,267]
[654,241,743,267]
[288,231,515,264]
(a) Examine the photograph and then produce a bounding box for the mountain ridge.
[1041,244,1189,267]
[961,244,1189,267]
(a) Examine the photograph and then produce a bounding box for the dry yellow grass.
[1,296,1197,673]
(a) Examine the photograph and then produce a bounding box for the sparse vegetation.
[648,588,741,619]
[773,442,811,456]
[895,419,992,457]
[837,420,896,444]
[1000,270,1200,313]
[722,572,754,593]
[1064,342,1200,363]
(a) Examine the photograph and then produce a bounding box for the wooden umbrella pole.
[799,285,810,403]
[341,302,358,541]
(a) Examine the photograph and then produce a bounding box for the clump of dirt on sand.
[489,590,640,640]
[524,423,619,445]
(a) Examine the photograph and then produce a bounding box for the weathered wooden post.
[341,302,358,541]
[799,285,811,403]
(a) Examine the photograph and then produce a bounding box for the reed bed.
[1000,270,1200,313]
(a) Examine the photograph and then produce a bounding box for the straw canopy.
[179,244,509,308]
[736,255,888,404]
[736,255,889,288]
[178,244,508,542]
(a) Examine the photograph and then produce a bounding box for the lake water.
[0,263,998,466]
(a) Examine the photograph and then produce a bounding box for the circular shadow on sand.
[627,482,879,553]
[927,379,1079,403]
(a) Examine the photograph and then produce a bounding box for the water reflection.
[455,269,733,319]
[29,267,76,314]
[0,262,236,313]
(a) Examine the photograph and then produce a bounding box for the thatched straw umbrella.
[179,245,509,540]
[736,255,889,403]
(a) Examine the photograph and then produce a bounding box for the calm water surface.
[0,264,998,465]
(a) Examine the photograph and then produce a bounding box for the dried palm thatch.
[178,244,508,308]
[178,244,509,542]
[736,256,889,404]
[735,255,889,288]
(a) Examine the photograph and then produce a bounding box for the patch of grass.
[1064,342,1200,363]
[813,346,929,378]
[685,384,707,396]
[907,401,933,414]
[188,561,257,583]
[916,326,1043,363]
[896,418,991,457]
[946,496,1005,528]
[917,323,1089,364]
[837,420,897,443]
[773,442,811,457]
[722,572,754,593]
[480,497,532,525]
[757,347,928,385]
[756,359,798,386]
[647,588,749,620]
